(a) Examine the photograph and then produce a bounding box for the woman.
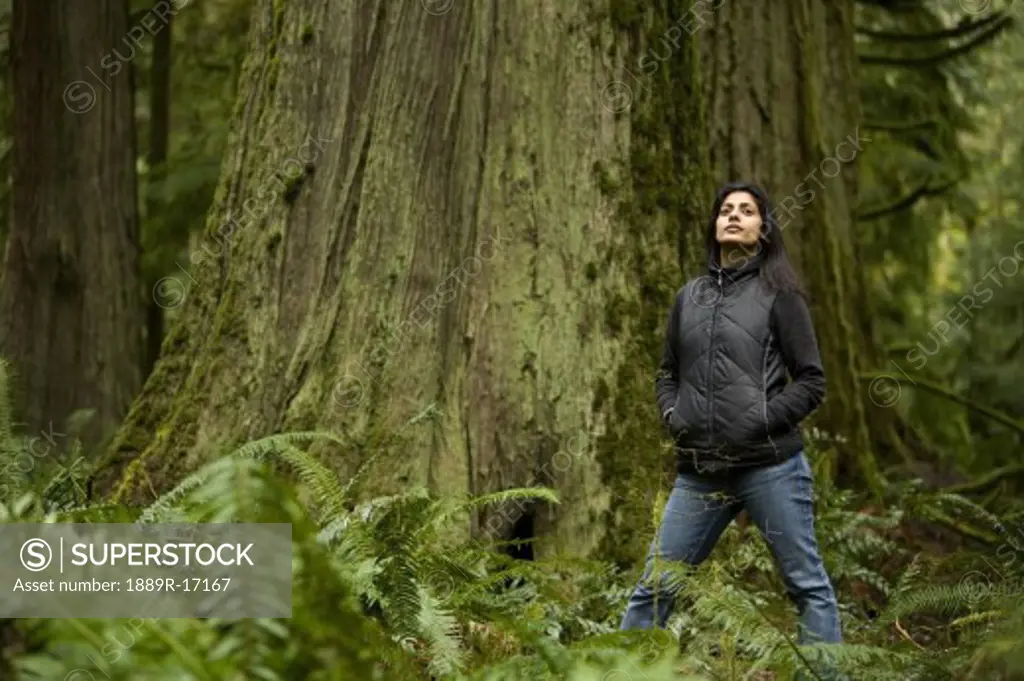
[619,182,842,655]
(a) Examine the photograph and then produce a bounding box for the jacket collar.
[708,245,764,287]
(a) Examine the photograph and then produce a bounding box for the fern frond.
[55,502,137,523]
[275,443,347,523]
[417,582,466,676]
[880,582,1010,622]
[229,430,347,460]
[773,642,918,679]
[950,609,1004,628]
[932,492,1004,535]
[137,465,215,523]
[420,486,560,540]
[461,487,560,511]
[891,553,925,601]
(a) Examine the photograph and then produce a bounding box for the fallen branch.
[858,372,1024,436]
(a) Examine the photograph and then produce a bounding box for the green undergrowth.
[3,417,1024,680]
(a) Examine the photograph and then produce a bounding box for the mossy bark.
[93,0,710,559]
[592,1,713,566]
[704,0,885,495]
[1,0,143,447]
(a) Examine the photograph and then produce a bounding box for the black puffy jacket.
[655,254,826,473]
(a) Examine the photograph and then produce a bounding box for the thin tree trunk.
[144,2,173,378]
[2,0,142,448]
[704,0,885,495]
[93,1,711,561]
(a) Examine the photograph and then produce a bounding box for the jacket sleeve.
[765,291,826,433]
[655,290,683,418]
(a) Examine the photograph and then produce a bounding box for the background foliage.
[0,0,1022,679]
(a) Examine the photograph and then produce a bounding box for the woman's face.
[715,191,763,248]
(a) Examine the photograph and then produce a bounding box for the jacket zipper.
[762,334,779,458]
[707,269,723,447]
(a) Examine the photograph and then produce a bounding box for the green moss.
[604,293,626,335]
[592,377,610,413]
[266,230,283,252]
[283,173,304,203]
[111,268,254,504]
[266,55,280,99]
[104,0,299,507]
[593,160,619,196]
[272,0,287,37]
[112,457,141,503]
[300,23,314,45]
[289,408,319,433]
[593,2,713,566]
[608,0,644,33]
[263,0,289,98]
[95,326,202,502]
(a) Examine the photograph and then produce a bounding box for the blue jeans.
[620,452,841,653]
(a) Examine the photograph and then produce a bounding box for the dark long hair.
[704,181,805,297]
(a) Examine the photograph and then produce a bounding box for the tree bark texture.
[95,0,712,563]
[144,0,174,379]
[703,0,885,493]
[2,0,143,448]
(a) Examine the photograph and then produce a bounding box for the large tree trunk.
[704,0,885,494]
[2,0,142,447]
[94,0,711,562]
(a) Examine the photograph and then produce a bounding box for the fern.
[274,443,348,523]
[228,430,348,460]
[416,583,467,676]
[9,423,1024,681]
